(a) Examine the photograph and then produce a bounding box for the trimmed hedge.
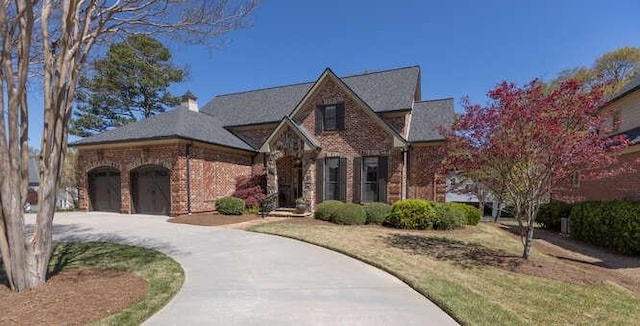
[433,202,467,230]
[333,203,367,225]
[570,201,640,255]
[216,196,245,215]
[536,201,572,230]
[385,199,437,230]
[314,200,344,221]
[363,202,392,225]
[447,203,482,225]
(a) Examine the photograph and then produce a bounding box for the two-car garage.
[88,165,171,215]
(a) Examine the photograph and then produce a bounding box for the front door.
[291,163,303,206]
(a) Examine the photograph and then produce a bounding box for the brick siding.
[77,141,253,216]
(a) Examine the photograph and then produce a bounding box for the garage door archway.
[88,167,121,212]
[131,165,171,215]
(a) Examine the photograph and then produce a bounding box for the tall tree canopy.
[440,79,629,259]
[0,0,258,292]
[551,47,640,96]
[71,35,185,137]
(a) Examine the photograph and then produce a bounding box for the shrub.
[232,174,266,208]
[570,201,640,255]
[385,199,437,230]
[363,202,392,225]
[447,202,482,225]
[314,200,344,221]
[215,196,245,215]
[536,201,572,230]
[332,203,367,225]
[432,202,467,230]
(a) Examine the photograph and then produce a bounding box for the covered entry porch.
[260,118,320,212]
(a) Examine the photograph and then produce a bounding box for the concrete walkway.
[48,212,458,325]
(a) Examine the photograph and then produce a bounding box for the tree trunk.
[522,225,535,259]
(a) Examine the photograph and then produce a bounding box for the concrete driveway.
[49,212,458,325]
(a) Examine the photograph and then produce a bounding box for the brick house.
[71,66,454,216]
[553,76,640,202]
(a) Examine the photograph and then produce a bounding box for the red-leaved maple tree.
[440,79,629,259]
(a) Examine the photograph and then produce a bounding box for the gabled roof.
[69,107,254,151]
[288,68,407,148]
[259,117,320,153]
[409,98,455,142]
[609,75,640,103]
[201,66,420,126]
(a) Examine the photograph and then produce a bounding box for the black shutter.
[339,157,347,202]
[378,156,388,203]
[316,159,324,203]
[315,106,324,134]
[336,103,345,130]
[353,157,362,203]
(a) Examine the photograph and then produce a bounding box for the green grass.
[2,242,184,325]
[249,222,640,326]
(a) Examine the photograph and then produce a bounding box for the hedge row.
[315,201,388,225]
[569,201,640,255]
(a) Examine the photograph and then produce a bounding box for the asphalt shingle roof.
[408,98,455,142]
[201,66,420,126]
[70,107,254,151]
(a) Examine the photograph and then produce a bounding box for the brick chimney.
[181,91,198,112]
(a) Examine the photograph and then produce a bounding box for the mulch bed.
[0,269,147,325]
[167,212,261,226]
[494,223,640,294]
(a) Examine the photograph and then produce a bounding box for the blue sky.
[30,0,640,148]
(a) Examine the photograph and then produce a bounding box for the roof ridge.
[212,65,420,99]
[214,80,315,98]
[415,97,454,103]
[340,65,420,79]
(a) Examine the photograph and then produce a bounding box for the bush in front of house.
[215,196,245,215]
[536,201,573,231]
[363,202,392,225]
[314,200,344,221]
[385,199,437,230]
[447,202,482,225]
[432,202,467,230]
[569,201,640,255]
[232,174,266,209]
[332,203,367,225]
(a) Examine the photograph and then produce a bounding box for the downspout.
[401,147,408,200]
[186,143,192,215]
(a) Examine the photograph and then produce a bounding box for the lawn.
[249,221,640,326]
[1,242,184,325]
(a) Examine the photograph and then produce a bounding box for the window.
[572,171,581,188]
[316,103,345,133]
[325,158,340,200]
[354,156,388,203]
[324,105,337,131]
[363,157,379,202]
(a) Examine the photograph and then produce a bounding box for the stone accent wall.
[291,77,405,207]
[552,148,640,203]
[77,141,253,216]
[407,144,446,202]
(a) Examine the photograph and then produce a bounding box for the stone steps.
[262,208,312,218]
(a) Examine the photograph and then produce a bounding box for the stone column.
[265,152,278,210]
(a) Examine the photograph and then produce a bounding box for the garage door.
[88,167,121,212]
[131,166,170,215]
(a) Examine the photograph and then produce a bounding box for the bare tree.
[0,0,258,292]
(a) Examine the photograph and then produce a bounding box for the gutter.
[186,143,192,215]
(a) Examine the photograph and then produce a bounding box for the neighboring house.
[553,76,640,202]
[26,156,79,211]
[70,66,455,216]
